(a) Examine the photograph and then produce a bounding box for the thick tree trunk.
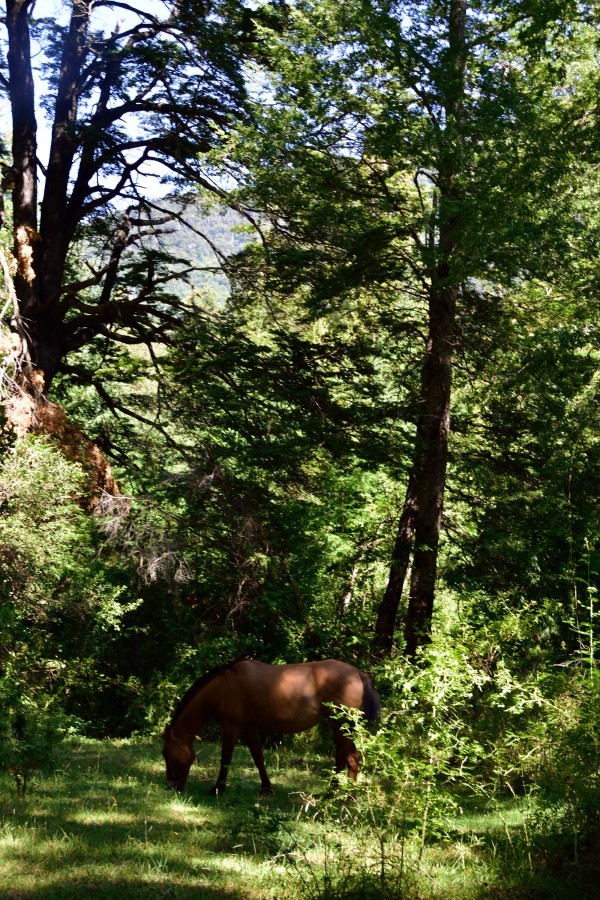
[5,0,92,389]
[6,0,39,317]
[39,0,91,305]
[403,281,456,658]
[404,0,466,658]
[2,0,244,391]
[373,0,466,659]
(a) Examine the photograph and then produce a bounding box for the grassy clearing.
[0,737,293,899]
[0,737,597,899]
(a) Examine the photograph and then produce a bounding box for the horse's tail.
[360,672,381,725]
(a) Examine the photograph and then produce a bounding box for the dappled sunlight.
[0,812,269,899]
[66,809,140,827]
[0,738,302,898]
[1,2,597,898]
[3,736,597,899]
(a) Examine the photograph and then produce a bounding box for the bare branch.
[94,0,167,27]
[77,371,194,453]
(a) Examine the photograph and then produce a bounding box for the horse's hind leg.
[242,725,274,796]
[333,730,359,781]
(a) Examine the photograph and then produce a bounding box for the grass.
[0,735,341,899]
[0,737,599,899]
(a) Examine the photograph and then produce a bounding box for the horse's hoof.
[209,785,227,796]
[259,786,274,796]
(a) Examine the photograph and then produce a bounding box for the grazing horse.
[162,658,380,795]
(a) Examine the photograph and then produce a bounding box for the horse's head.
[162,726,195,791]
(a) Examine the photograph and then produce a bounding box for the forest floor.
[0,737,597,899]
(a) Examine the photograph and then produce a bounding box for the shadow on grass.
[0,737,321,900]
[52,733,327,794]
[0,881,247,899]
[469,831,600,900]
[434,798,600,900]
[9,737,600,900]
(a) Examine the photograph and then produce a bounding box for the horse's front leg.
[242,725,273,796]
[211,723,240,795]
[332,729,359,781]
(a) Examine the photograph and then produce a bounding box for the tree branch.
[62,363,193,453]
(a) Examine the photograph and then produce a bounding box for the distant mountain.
[151,202,253,301]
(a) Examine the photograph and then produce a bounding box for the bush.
[0,436,143,739]
[0,674,65,793]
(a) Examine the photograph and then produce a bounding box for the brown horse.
[162,658,380,795]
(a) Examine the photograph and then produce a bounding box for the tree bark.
[39,0,91,306]
[403,280,457,658]
[6,0,38,314]
[373,276,456,659]
[2,0,246,392]
[373,469,417,653]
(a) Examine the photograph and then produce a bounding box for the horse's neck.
[172,684,213,740]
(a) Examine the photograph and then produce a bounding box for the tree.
[0,0,254,391]
[445,154,600,668]
[221,0,598,657]
[374,1,598,657]
[101,294,400,656]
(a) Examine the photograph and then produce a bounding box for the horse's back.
[312,660,380,724]
[226,659,322,732]
[227,658,375,733]
[309,658,368,711]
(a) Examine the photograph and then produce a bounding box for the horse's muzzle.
[166,781,185,792]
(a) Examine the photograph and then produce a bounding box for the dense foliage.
[0,0,599,893]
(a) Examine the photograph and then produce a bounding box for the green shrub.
[0,676,65,793]
[0,436,144,738]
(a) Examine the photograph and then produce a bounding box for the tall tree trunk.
[39,0,91,306]
[373,279,456,658]
[373,0,467,659]
[6,0,38,319]
[403,280,457,658]
[6,0,93,388]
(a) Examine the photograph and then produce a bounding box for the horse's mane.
[169,659,248,727]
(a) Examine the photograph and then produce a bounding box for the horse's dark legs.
[241,725,274,795]
[211,723,240,795]
[333,729,360,780]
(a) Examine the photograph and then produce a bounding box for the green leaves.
[0,436,147,736]
[447,281,600,664]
